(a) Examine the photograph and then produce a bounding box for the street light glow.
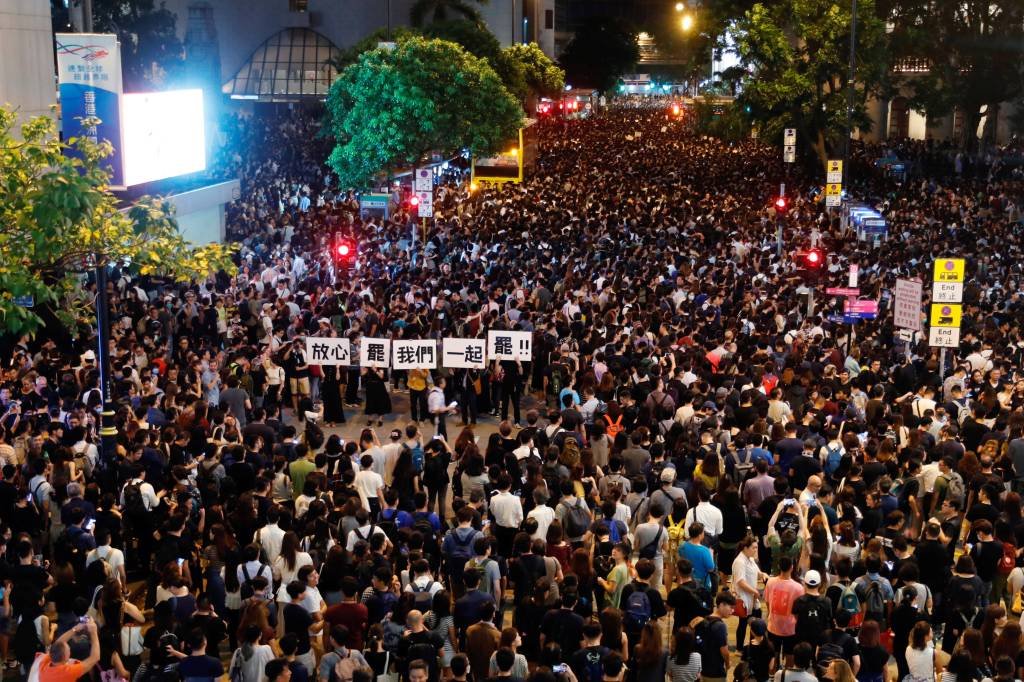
[681,14,695,32]
[675,2,685,11]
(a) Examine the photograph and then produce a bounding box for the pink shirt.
[764,576,804,636]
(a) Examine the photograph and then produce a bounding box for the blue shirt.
[679,541,716,589]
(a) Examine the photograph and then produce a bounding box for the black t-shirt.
[283,602,313,654]
[699,616,730,676]
[176,654,223,680]
[859,644,890,675]
[667,581,709,627]
[541,607,585,654]
[970,539,1004,582]
[792,594,833,645]
[618,581,667,632]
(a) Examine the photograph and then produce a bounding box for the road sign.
[929,303,962,328]
[825,183,842,197]
[415,190,433,218]
[826,194,841,207]
[12,295,33,308]
[413,168,432,192]
[928,326,960,348]
[843,299,878,319]
[826,287,860,297]
[894,278,922,332]
[932,281,964,303]
[783,145,796,163]
[784,128,796,145]
[826,159,843,183]
[848,264,859,288]
[933,258,965,283]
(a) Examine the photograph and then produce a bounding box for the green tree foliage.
[0,108,236,337]
[502,43,565,100]
[328,26,421,71]
[91,0,185,91]
[326,37,522,189]
[559,16,641,93]
[885,0,1024,150]
[423,19,501,63]
[410,0,489,27]
[693,99,751,141]
[733,0,888,166]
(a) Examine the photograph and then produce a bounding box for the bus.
[471,119,538,184]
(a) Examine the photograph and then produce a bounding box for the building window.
[289,0,308,12]
[545,9,553,29]
[222,28,342,100]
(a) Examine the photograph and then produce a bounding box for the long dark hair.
[635,622,662,667]
[674,626,696,665]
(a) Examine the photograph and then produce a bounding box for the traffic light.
[333,237,356,269]
[408,195,420,209]
[774,195,789,216]
[796,247,826,281]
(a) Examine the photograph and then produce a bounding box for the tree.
[410,0,488,27]
[501,43,565,100]
[326,37,522,189]
[0,107,236,337]
[328,26,423,72]
[885,0,1024,151]
[422,19,502,63]
[559,16,640,93]
[732,0,888,166]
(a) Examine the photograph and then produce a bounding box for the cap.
[82,350,96,361]
[660,468,677,483]
[317,318,331,325]
[748,618,768,636]
[702,401,717,411]
[715,387,729,398]
[803,570,822,587]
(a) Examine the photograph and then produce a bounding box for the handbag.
[377,651,400,682]
[734,597,748,619]
[100,669,128,682]
[880,629,894,654]
[120,624,144,657]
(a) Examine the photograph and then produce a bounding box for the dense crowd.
[4,101,1024,682]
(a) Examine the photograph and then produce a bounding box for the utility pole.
[843,0,858,189]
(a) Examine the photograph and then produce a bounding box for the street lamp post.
[844,0,858,188]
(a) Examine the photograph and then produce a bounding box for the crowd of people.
[3,99,1024,682]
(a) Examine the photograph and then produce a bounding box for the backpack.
[823,444,843,477]
[332,649,359,682]
[941,471,966,505]
[863,580,887,628]
[13,616,43,668]
[998,542,1017,576]
[54,528,86,574]
[603,414,624,441]
[560,498,591,539]
[240,562,271,600]
[542,460,564,494]
[607,519,623,543]
[817,639,846,671]
[445,529,477,564]
[410,580,437,612]
[667,515,687,546]
[382,617,404,653]
[623,586,652,632]
[837,582,863,627]
[683,581,713,617]
[732,448,755,483]
[638,526,663,560]
[122,480,147,520]
[693,615,722,650]
[377,512,400,544]
[354,524,378,543]
[409,443,425,474]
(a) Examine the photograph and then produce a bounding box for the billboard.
[122,89,206,186]
[55,33,124,187]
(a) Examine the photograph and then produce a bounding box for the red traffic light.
[337,243,351,257]
[672,104,680,116]
[335,238,356,262]
[798,248,825,269]
[409,195,419,207]
[774,196,788,212]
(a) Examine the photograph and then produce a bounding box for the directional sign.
[783,145,796,163]
[826,287,860,297]
[844,299,878,318]
[848,264,859,288]
[826,159,843,184]
[413,168,432,192]
[784,128,796,145]
[826,194,841,207]
[894,278,922,332]
[12,295,33,308]
[929,303,962,328]
[932,281,964,303]
[415,190,433,218]
[929,326,961,348]
[933,258,965,283]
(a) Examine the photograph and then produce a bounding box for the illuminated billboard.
[122,89,206,186]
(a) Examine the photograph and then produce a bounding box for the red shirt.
[324,601,369,650]
[38,655,86,682]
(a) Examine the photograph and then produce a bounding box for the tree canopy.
[0,107,235,337]
[326,37,523,189]
[559,16,640,93]
[732,0,888,165]
[410,0,488,27]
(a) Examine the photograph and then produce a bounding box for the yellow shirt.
[407,368,429,392]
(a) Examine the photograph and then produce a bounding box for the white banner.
[392,340,437,370]
[359,338,391,368]
[893,278,923,332]
[442,338,487,369]
[487,330,532,361]
[305,337,351,366]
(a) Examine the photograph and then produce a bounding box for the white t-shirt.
[346,523,387,552]
[273,551,313,589]
[527,505,555,541]
[353,470,384,510]
[86,545,125,575]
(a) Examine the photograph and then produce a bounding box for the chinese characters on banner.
[359,338,392,368]
[302,334,532,369]
[392,341,437,370]
[487,330,532,360]
[305,337,351,365]
[442,338,487,369]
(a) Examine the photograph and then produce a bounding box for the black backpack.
[13,616,43,668]
[123,480,147,522]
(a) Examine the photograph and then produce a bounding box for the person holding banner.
[362,367,391,427]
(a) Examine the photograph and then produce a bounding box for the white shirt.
[404,574,444,597]
[527,505,555,541]
[86,545,125,575]
[489,490,524,529]
[353,470,384,511]
[258,523,286,564]
[272,551,313,588]
[731,551,761,610]
[684,501,723,538]
[427,387,446,414]
[346,523,387,552]
[119,478,159,510]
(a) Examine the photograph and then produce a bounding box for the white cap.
[803,570,822,587]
